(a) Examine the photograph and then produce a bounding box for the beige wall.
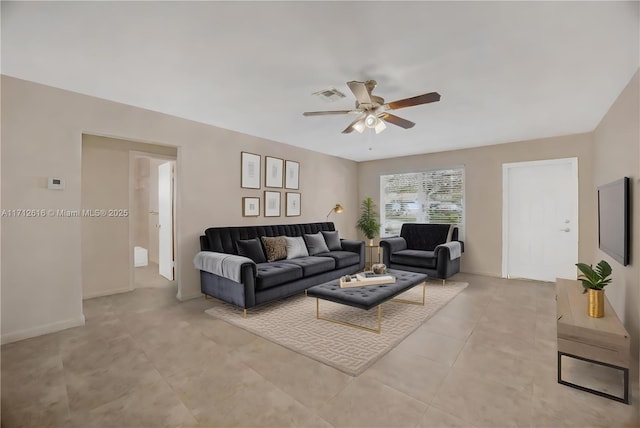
[592,69,640,369]
[358,134,596,277]
[1,76,358,343]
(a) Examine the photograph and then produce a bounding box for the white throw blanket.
[438,241,462,260]
[193,251,253,283]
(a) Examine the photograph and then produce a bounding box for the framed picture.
[265,156,284,188]
[286,192,301,217]
[264,191,281,217]
[285,160,300,190]
[242,197,260,217]
[241,152,261,189]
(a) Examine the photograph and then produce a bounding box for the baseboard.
[1,314,86,345]
[83,286,131,300]
[177,290,203,301]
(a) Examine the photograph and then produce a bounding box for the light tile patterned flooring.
[2,274,639,427]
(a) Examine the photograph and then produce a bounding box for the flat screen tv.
[598,177,630,266]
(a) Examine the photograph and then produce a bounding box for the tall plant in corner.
[357,197,381,244]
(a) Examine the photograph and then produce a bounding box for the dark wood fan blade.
[342,114,365,134]
[387,92,441,110]
[379,113,415,129]
[303,110,354,116]
[347,81,372,105]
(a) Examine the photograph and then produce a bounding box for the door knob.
[560,228,570,232]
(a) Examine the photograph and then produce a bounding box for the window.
[379,167,465,237]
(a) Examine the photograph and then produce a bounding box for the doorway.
[502,158,578,282]
[131,153,176,289]
[81,135,178,300]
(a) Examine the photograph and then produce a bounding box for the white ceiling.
[2,1,638,161]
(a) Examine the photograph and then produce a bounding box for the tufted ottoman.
[306,269,428,333]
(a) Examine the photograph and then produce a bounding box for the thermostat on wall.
[47,177,65,190]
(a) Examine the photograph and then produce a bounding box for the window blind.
[379,167,465,237]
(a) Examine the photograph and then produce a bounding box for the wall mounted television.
[598,177,630,266]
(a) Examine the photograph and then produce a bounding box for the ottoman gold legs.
[314,281,426,334]
[391,281,426,306]
[315,298,383,334]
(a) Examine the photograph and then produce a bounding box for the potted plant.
[356,196,381,246]
[576,260,612,318]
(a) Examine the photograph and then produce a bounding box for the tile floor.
[2,274,639,427]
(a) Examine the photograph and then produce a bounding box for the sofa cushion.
[321,231,342,251]
[235,238,267,263]
[280,256,335,277]
[315,251,359,269]
[255,262,303,290]
[261,236,287,262]
[390,249,437,269]
[303,232,330,255]
[284,236,309,259]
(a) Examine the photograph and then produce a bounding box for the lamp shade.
[326,203,344,219]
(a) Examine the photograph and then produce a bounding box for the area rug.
[205,280,468,376]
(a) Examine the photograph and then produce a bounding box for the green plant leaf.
[356,196,381,239]
[576,260,613,291]
[576,263,598,283]
[595,260,612,280]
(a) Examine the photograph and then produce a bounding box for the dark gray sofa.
[197,222,364,311]
[380,223,463,283]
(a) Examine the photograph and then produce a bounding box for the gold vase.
[588,289,605,318]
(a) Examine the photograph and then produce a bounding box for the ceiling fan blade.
[379,113,415,129]
[347,81,372,105]
[342,114,366,134]
[387,92,441,110]
[303,110,354,116]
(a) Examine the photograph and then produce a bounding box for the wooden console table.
[556,278,630,404]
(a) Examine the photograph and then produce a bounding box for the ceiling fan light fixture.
[364,113,378,128]
[352,120,365,133]
[374,119,386,134]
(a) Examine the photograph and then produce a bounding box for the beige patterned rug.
[205,280,468,376]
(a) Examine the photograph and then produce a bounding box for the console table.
[556,278,630,404]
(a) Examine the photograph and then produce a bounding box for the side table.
[365,245,380,270]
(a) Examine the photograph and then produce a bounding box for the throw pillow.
[321,230,342,251]
[260,236,287,262]
[303,232,330,256]
[284,236,309,259]
[235,238,266,264]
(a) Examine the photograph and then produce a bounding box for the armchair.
[380,223,463,284]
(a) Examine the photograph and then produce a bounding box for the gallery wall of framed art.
[240,152,301,218]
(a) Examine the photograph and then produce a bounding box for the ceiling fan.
[303,80,440,134]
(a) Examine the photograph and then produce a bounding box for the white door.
[503,158,578,282]
[158,161,174,280]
